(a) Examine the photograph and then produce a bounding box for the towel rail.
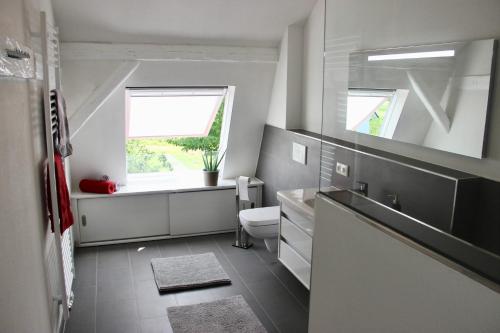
[41,12,74,330]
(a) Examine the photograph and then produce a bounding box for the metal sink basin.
[320,189,500,286]
[304,198,315,209]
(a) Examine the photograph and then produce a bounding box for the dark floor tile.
[251,239,279,265]
[267,262,310,309]
[96,298,138,324]
[128,242,161,262]
[70,284,96,318]
[97,265,132,285]
[174,287,219,306]
[134,279,177,319]
[98,245,130,269]
[185,235,221,255]
[97,266,135,302]
[140,316,173,333]
[136,295,177,319]
[135,278,161,299]
[243,295,280,333]
[73,247,97,287]
[129,242,161,282]
[66,318,95,333]
[67,284,96,333]
[275,314,309,333]
[212,232,250,256]
[70,234,309,333]
[251,239,310,309]
[225,251,274,283]
[96,315,140,333]
[209,279,250,299]
[247,278,308,331]
[157,238,191,258]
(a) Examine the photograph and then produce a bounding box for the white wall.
[266,22,305,129]
[286,23,304,129]
[315,0,500,181]
[0,0,54,332]
[63,56,276,186]
[266,31,289,129]
[302,0,325,133]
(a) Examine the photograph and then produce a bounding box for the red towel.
[46,153,74,234]
[79,179,116,194]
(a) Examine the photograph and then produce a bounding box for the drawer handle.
[82,215,87,227]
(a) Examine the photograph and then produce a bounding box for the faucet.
[353,181,368,196]
[387,193,402,211]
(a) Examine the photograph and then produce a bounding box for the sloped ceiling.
[53,0,318,47]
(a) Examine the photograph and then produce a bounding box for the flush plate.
[292,142,307,165]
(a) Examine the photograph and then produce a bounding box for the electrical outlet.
[336,162,349,177]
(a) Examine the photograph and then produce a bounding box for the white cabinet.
[279,240,311,287]
[278,202,314,289]
[73,181,263,244]
[77,194,169,243]
[281,216,312,261]
[309,194,500,333]
[169,188,257,235]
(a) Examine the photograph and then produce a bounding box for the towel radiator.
[41,11,74,331]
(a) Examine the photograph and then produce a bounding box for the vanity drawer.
[279,240,311,289]
[281,216,312,262]
[281,203,314,236]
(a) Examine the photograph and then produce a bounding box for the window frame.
[346,88,409,138]
[124,86,232,179]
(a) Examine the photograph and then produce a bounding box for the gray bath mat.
[151,252,231,292]
[167,295,267,333]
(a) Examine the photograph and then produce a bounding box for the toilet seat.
[239,206,280,252]
[239,206,280,227]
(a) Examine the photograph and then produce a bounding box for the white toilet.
[239,206,280,252]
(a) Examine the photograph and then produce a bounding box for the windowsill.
[71,171,264,199]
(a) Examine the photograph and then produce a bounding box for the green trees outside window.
[126,101,224,174]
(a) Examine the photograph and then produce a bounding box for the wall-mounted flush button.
[335,162,349,177]
[292,142,307,165]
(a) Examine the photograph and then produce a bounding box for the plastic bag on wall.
[0,36,35,79]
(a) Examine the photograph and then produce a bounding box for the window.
[346,88,409,138]
[125,87,228,176]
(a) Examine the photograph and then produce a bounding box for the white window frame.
[347,88,408,138]
[124,86,234,181]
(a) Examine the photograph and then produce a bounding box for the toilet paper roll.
[237,176,251,201]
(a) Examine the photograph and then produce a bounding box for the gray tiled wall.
[323,143,458,232]
[256,125,459,232]
[256,125,321,206]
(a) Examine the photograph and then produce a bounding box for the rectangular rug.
[167,295,268,333]
[151,252,231,292]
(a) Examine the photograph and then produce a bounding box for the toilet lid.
[239,206,280,227]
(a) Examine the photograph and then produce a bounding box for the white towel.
[237,176,251,201]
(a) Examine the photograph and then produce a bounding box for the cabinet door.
[78,194,169,243]
[169,188,256,235]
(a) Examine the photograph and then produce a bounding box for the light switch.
[292,142,307,165]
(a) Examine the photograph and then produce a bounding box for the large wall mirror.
[346,39,497,159]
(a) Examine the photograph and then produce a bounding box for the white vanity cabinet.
[277,190,315,290]
[77,194,169,243]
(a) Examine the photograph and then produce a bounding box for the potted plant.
[202,149,225,186]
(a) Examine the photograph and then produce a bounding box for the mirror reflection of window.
[346,89,409,139]
[343,39,496,158]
